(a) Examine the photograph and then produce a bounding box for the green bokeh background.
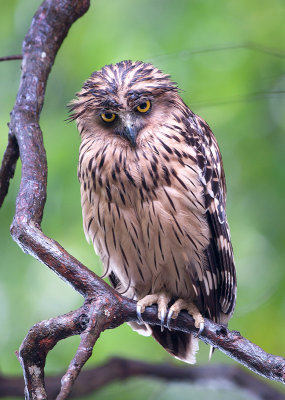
[0,0,284,398]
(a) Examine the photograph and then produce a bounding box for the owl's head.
[69,61,183,147]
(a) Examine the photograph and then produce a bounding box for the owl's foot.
[166,299,204,336]
[136,291,171,332]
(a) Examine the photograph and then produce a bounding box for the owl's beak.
[120,113,137,146]
[124,123,137,146]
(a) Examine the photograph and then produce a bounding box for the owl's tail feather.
[128,321,199,364]
[150,326,199,364]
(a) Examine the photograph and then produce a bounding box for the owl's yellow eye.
[101,112,116,123]
[136,100,151,113]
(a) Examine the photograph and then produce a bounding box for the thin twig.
[147,41,285,63]
[192,90,285,109]
[0,54,22,62]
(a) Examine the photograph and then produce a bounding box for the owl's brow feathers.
[68,60,179,120]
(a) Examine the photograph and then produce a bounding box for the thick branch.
[8,0,112,299]
[16,296,285,397]
[1,357,284,400]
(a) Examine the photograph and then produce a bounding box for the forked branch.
[0,0,284,399]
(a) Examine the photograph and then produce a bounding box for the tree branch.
[10,294,285,399]
[1,357,284,400]
[1,0,284,399]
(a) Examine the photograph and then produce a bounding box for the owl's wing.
[191,115,236,324]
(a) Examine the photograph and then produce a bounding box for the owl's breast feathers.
[78,111,236,326]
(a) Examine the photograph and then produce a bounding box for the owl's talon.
[136,304,144,325]
[195,321,204,338]
[160,309,166,332]
[166,309,173,331]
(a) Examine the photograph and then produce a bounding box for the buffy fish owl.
[69,61,237,363]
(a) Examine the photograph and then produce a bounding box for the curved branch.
[16,295,285,399]
[123,301,285,384]
[2,0,285,398]
[8,0,110,299]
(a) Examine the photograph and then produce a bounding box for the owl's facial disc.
[119,101,151,146]
[99,100,152,146]
[100,111,139,146]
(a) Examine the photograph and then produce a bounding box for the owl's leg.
[137,291,171,332]
[166,299,204,336]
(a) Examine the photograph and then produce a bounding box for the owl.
[69,61,236,364]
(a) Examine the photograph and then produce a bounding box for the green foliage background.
[0,1,284,398]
